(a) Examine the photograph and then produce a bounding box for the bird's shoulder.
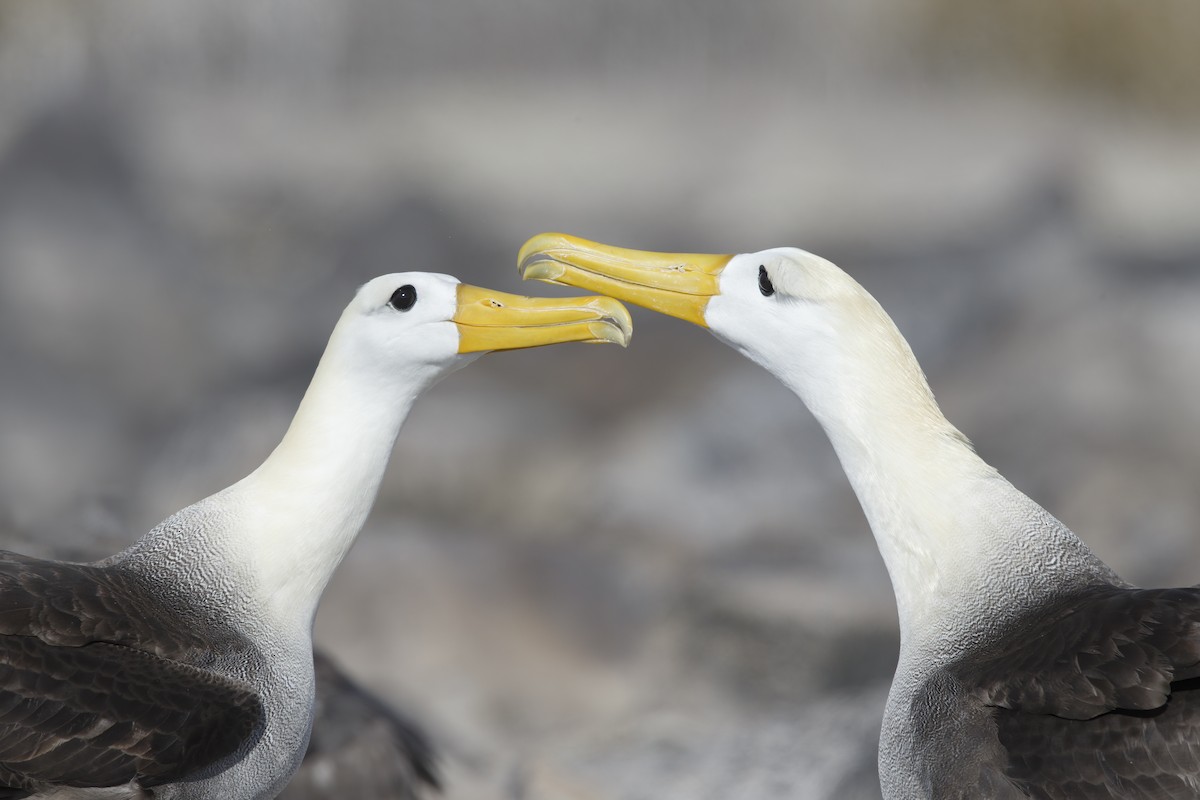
[0,550,266,792]
[907,663,1200,800]
[0,550,221,659]
[957,584,1200,718]
[902,670,1031,799]
[0,635,263,792]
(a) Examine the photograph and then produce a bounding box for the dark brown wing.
[0,551,217,656]
[281,651,439,800]
[0,637,262,791]
[967,587,1200,719]
[957,586,1200,798]
[995,683,1200,799]
[0,551,264,792]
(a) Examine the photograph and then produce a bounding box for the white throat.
[743,293,1119,659]
[118,310,453,637]
[227,352,421,630]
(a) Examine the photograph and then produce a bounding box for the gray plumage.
[904,586,1200,798]
[0,550,439,800]
[0,551,266,797]
[0,492,308,800]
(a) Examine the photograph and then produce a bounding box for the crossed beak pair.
[455,234,730,353]
[454,283,632,353]
[518,233,731,328]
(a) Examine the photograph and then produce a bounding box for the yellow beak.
[454,283,632,354]
[517,233,731,328]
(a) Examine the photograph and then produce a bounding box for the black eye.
[388,284,417,311]
[758,265,775,297]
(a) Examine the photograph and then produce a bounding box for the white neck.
[232,357,422,628]
[766,303,1119,659]
[120,319,446,637]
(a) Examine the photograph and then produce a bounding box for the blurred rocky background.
[2,1,1199,798]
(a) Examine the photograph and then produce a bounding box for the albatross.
[518,233,1200,799]
[0,272,631,799]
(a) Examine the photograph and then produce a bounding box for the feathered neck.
[117,318,436,636]
[771,293,1119,658]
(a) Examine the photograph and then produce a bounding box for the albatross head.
[327,271,633,391]
[516,234,929,426]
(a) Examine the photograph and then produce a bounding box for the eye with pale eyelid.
[388,285,417,311]
[758,265,775,297]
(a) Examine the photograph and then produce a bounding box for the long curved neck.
[232,350,420,626]
[772,305,1119,658]
[122,325,439,636]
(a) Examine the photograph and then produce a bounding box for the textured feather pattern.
[0,552,264,794]
[964,587,1200,719]
[920,585,1200,798]
[0,553,218,657]
[996,685,1200,799]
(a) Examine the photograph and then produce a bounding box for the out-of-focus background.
[2,2,1199,797]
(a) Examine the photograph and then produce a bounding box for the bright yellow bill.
[454,283,632,353]
[517,233,731,327]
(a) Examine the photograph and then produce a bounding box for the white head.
[517,235,936,434]
[327,272,470,396]
[323,270,634,398]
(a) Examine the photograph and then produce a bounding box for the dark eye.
[758,265,775,297]
[389,284,417,311]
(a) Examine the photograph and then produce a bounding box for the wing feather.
[964,587,1200,719]
[0,551,264,792]
[940,586,1200,798]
